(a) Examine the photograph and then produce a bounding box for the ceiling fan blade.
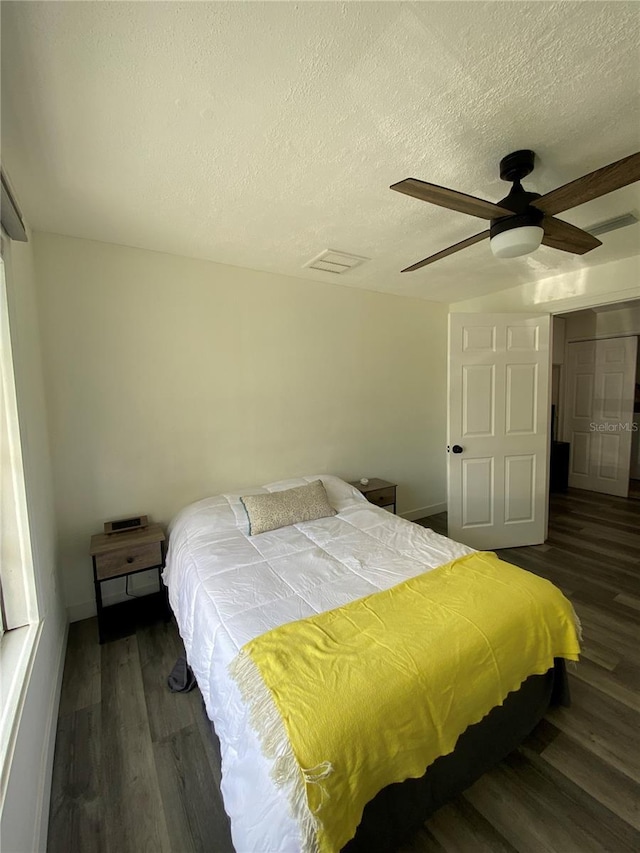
[542,216,602,255]
[391,178,512,220]
[401,230,490,272]
[533,152,640,217]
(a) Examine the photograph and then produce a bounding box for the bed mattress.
[163,474,473,852]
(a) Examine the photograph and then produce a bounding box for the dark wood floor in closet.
[48,488,640,853]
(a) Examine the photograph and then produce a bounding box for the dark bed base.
[343,659,570,852]
[198,659,569,853]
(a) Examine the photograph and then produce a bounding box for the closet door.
[564,336,637,496]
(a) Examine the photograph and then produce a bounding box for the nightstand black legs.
[94,574,106,644]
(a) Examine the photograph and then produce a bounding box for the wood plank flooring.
[47,488,639,853]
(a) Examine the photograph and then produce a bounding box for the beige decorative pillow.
[241,480,336,536]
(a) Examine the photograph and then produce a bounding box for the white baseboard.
[67,581,161,623]
[66,600,97,623]
[34,617,68,853]
[401,502,447,522]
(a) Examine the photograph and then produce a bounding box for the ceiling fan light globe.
[490,225,544,259]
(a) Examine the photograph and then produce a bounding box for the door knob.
[452,445,464,454]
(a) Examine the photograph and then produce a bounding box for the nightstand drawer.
[95,540,162,580]
[367,486,396,507]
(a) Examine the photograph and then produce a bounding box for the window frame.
[0,251,38,630]
[0,238,42,805]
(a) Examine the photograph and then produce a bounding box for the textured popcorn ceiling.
[1,1,639,303]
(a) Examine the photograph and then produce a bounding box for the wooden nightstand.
[349,478,397,513]
[89,523,168,643]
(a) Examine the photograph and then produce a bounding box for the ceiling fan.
[391,150,640,272]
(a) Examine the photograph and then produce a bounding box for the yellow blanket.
[230,552,581,853]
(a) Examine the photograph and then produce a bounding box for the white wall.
[33,232,449,620]
[0,234,67,852]
[552,316,566,365]
[450,254,640,314]
[563,302,640,341]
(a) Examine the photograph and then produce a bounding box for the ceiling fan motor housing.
[490,204,544,239]
[491,189,544,245]
[491,149,544,238]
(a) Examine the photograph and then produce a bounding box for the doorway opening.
[550,298,640,502]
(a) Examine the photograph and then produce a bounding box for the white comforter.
[164,475,473,853]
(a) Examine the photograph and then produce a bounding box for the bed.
[163,474,577,853]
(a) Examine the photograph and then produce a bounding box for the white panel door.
[564,336,637,497]
[448,314,551,549]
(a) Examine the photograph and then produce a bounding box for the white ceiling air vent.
[305,249,370,274]
[586,212,638,237]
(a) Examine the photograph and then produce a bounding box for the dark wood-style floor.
[47,489,640,853]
